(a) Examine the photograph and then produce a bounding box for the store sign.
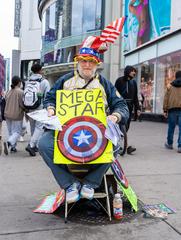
[14,0,21,37]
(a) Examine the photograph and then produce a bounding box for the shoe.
[178,148,181,153]
[34,146,39,152]
[80,184,94,200]
[10,147,17,153]
[3,142,11,155]
[127,146,136,155]
[164,143,173,150]
[25,144,36,157]
[66,182,81,204]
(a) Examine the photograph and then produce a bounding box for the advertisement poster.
[54,89,113,164]
[124,0,171,51]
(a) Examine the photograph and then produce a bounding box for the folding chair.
[64,165,112,223]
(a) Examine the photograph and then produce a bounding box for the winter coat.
[44,71,129,125]
[4,87,25,120]
[115,73,140,112]
[163,77,181,112]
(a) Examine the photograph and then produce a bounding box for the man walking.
[115,65,141,154]
[163,70,181,153]
[25,63,50,156]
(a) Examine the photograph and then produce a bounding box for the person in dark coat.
[115,65,141,154]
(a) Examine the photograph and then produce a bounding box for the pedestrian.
[38,34,129,204]
[115,65,141,154]
[25,63,50,157]
[0,88,6,155]
[3,76,25,154]
[163,70,181,153]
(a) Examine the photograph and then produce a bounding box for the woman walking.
[4,76,25,154]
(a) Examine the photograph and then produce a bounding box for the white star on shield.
[73,130,92,146]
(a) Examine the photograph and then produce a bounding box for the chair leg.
[104,175,112,221]
[65,194,68,223]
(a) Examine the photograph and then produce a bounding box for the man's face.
[77,57,98,80]
[129,70,137,79]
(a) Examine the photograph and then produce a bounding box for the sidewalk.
[0,121,181,240]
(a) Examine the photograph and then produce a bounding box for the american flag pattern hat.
[76,17,126,62]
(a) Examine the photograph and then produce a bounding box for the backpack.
[23,78,43,110]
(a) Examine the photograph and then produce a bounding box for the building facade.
[38,0,181,118]
[14,0,42,80]
[37,0,123,83]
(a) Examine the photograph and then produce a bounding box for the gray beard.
[77,65,96,81]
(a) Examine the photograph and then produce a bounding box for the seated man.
[38,35,129,203]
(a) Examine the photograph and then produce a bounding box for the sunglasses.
[74,56,99,64]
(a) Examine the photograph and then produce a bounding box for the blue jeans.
[167,110,181,148]
[38,130,111,189]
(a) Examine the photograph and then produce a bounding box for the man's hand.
[137,110,141,116]
[47,108,55,117]
[163,112,168,118]
[107,115,118,124]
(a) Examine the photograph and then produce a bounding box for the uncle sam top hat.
[75,17,126,63]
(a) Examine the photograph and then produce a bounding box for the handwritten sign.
[54,89,113,164]
[118,183,138,212]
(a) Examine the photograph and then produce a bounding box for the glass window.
[42,11,46,40]
[71,0,83,35]
[44,3,56,42]
[95,0,102,29]
[139,61,155,113]
[42,3,56,43]
[49,4,56,31]
[41,2,60,65]
[62,0,72,37]
[83,0,96,32]
[71,0,103,35]
[156,50,181,113]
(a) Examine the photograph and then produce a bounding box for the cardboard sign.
[54,89,113,164]
[118,182,138,212]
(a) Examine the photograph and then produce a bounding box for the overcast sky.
[0,0,19,58]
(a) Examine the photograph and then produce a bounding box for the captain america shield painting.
[57,116,108,163]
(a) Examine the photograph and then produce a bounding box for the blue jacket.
[44,72,129,124]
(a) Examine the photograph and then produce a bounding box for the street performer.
[38,18,129,204]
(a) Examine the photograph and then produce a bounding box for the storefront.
[122,0,181,119]
[124,30,181,119]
